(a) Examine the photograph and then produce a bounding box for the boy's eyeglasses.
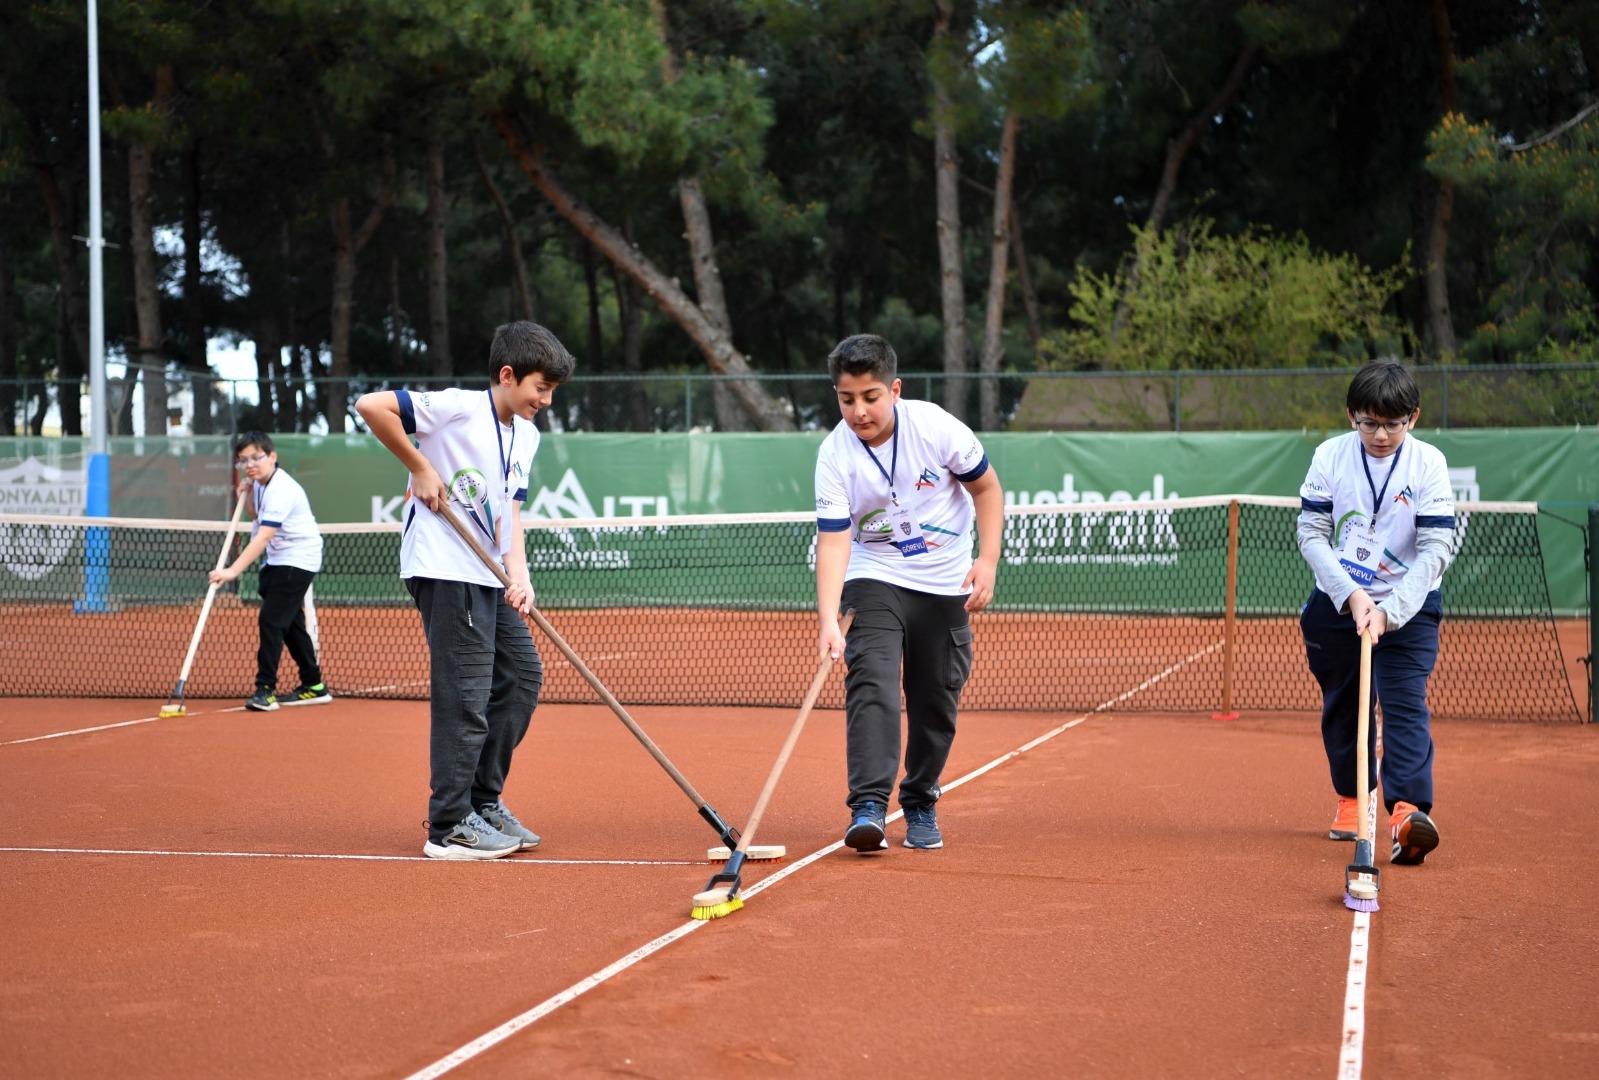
[1353,417,1410,434]
[237,453,270,465]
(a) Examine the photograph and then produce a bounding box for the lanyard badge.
[859,406,928,557]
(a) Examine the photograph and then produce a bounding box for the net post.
[73,451,113,614]
[1212,498,1240,720]
[1589,504,1597,723]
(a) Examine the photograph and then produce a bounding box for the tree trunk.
[1,224,19,435]
[181,141,214,434]
[679,177,753,431]
[279,216,299,431]
[1423,0,1459,357]
[474,134,534,321]
[932,0,968,421]
[387,252,405,371]
[129,138,167,438]
[610,222,650,431]
[36,164,88,436]
[254,314,280,430]
[327,195,388,432]
[978,111,1019,432]
[1114,44,1259,340]
[426,133,452,377]
[1009,193,1042,355]
[493,115,795,431]
[582,237,603,429]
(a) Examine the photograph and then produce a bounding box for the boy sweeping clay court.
[208,431,329,712]
[1297,359,1457,866]
[355,321,573,860]
[814,333,1002,853]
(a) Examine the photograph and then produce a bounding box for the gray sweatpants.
[840,578,974,811]
[406,577,544,841]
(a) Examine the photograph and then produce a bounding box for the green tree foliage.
[1044,219,1411,371]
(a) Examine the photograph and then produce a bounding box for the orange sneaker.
[1390,801,1439,865]
[1328,790,1378,841]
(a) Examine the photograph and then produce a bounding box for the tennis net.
[0,497,1584,721]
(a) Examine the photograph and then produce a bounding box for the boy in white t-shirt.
[1297,359,1457,866]
[815,334,1003,853]
[355,322,574,861]
[209,431,328,712]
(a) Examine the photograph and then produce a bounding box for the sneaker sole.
[844,823,887,853]
[1327,829,1357,841]
[1391,814,1439,865]
[246,701,279,712]
[903,838,944,849]
[422,841,518,861]
[279,697,332,707]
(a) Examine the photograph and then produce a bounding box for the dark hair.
[827,333,898,384]
[1346,359,1419,419]
[233,431,275,456]
[490,321,575,385]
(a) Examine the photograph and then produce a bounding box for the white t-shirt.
[395,387,538,586]
[251,468,322,573]
[815,398,989,594]
[1298,431,1455,603]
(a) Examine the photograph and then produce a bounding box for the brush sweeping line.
[162,494,248,711]
[1355,632,1374,847]
[707,845,785,861]
[732,610,855,858]
[435,499,727,819]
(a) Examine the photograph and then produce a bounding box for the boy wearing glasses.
[210,431,329,711]
[1297,360,1456,866]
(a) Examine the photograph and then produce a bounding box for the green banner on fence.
[3,425,1594,609]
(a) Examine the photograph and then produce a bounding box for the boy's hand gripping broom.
[1343,630,1381,913]
[691,610,854,921]
[159,493,248,718]
[435,498,781,861]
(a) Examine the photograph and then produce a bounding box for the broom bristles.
[691,895,744,921]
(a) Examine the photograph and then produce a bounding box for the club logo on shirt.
[450,467,496,544]
[1394,485,1413,507]
[914,468,938,490]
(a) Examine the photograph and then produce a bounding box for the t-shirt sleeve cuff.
[953,456,989,483]
[395,389,417,435]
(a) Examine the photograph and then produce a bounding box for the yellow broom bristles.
[691,894,744,921]
[158,704,186,717]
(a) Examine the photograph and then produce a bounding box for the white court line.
[1338,910,1372,1079]
[1,706,249,746]
[0,847,693,866]
[0,678,425,747]
[404,641,1223,1080]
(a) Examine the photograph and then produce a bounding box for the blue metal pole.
[77,0,112,614]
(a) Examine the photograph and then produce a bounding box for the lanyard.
[488,387,514,494]
[1359,441,1402,525]
[857,405,901,501]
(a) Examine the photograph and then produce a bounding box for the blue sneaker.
[902,804,943,849]
[844,801,888,853]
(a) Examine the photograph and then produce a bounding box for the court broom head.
[706,844,785,862]
[157,702,187,718]
[1343,838,1381,913]
[691,851,747,921]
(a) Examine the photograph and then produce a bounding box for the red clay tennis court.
[5,683,1598,1078]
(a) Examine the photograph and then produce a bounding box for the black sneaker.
[902,804,944,849]
[844,801,888,853]
[245,688,279,712]
[281,682,333,707]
